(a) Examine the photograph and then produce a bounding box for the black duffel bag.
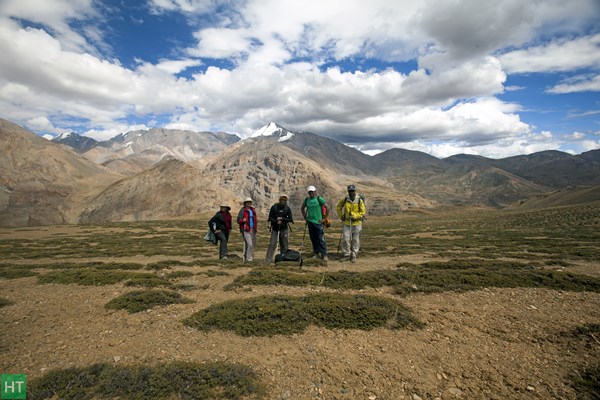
[275,249,303,266]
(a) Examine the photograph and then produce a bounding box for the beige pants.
[242,231,256,261]
[341,224,362,258]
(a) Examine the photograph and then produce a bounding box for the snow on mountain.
[251,122,294,142]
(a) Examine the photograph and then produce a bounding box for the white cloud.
[547,73,600,93]
[1,0,599,157]
[500,33,600,73]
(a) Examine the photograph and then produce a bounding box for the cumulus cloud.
[0,0,599,157]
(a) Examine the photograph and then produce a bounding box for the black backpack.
[275,249,303,266]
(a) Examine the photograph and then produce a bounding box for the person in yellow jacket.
[336,184,366,262]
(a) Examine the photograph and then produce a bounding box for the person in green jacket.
[301,185,329,261]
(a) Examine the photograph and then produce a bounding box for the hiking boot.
[339,255,351,262]
[221,256,228,260]
[322,255,328,262]
[350,255,356,263]
[311,253,320,259]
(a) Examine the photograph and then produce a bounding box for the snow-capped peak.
[56,132,75,140]
[251,122,294,142]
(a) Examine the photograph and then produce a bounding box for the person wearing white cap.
[208,204,232,260]
[237,197,258,262]
[300,185,329,261]
[336,184,366,262]
[265,195,294,263]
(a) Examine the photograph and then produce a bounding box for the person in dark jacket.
[208,204,232,260]
[265,195,294,263]
[237,197,258,262]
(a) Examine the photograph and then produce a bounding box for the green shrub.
[125,275,173,288]
[569,364,599,400]
[28,361,264,400]
[0,267,37,279]
[38,270,157,286]
[105,290,194,313]
[183,293,422,336]
[0,297,14,307]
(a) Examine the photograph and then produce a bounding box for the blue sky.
[0,0,599,158]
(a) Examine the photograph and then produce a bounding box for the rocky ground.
[1,251,599,400]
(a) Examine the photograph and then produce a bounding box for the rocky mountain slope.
[82,128,240,175]
[0,119,122,226]
[2,118,600,226]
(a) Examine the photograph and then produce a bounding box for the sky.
[0,0,599,159]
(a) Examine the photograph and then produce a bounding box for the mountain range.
[1,118,599,227]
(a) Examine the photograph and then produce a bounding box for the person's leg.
[341,224,352,258]
[250,231,256,260]
[317,224,328,259]
[242,231,250,261]
[351,224,362,261]
[307,222,319,256]
[265,229,278,262]
[216,231,227,259]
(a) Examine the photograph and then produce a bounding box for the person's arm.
[208,213,218,232]
[336,198,345,220]
[285,206,294,223]
[355,198,366,220]
[268,205,277,224]
[300,199,307,220]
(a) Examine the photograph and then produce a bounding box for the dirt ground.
[1,250,599,400]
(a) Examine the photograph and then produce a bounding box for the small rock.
[412,394,422,400]
[447,387,463,397]
[527,386,535,392]
[113,356,121,362]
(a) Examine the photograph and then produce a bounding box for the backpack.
[275,249,303,266]
[322,205,330,228]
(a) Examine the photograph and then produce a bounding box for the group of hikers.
[207,184,367,263]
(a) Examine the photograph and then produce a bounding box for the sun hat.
[220,204,231,211]
[307,185,316,192]
[279,194,288,200]
[243,197,253,203]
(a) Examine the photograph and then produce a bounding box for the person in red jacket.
[237,197,258,262]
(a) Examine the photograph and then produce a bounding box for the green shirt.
[304,196,325,224]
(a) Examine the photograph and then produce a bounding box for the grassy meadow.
[1,201,599,399]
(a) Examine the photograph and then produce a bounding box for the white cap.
[243,197,253,203]
[307,185,316,192]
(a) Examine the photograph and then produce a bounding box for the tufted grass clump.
[225,260,600,296]
[124,275,173,288]
[37,269,160,286]
[0,297,14,307]
[0,267,38,279]
[183,293,422,336]
[27,361,264,400]
[105,290,194,313]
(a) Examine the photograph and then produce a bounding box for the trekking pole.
[300,222,307,251]
[336,219,344,259]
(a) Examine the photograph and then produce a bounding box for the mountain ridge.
[2,118,600,226]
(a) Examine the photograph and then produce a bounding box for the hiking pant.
[341,223,362,258]
[242,231,256,261]
[215,230,229,259]
[265,228,289,263]
[307,221,327,257]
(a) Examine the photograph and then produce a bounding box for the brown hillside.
[0,119,121,226]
